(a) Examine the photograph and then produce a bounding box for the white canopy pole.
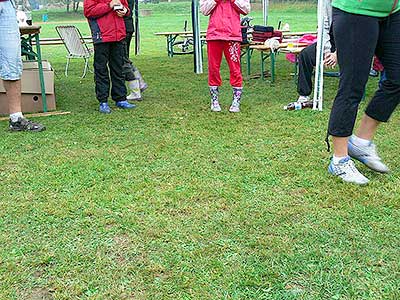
[313,0,325,111]
[192,0,203,74]
[263,0,269,26]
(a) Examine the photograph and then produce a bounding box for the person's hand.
[324,51,337,68]
[109,0,121,9]
[116,6,127,17]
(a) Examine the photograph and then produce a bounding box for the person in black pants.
[123,0,148,101]
[327,5,400,185]
[295,0,336,103]
[84,0,136,113]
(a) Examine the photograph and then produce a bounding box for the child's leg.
[207,41,224,87]
[222,41,243,112]
[223,41,242,88]
[109,41,128,102]
[93,43,111,103]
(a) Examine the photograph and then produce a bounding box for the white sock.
[351,134,371,147]
[10,112,23,122]
[333,155,348,164]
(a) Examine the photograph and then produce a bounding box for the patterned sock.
[209,86,219,102]
[232,87,243,106]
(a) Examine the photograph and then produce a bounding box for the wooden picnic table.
[282,31,317,37]
[155,30,207,57]
[32,36,93,46]
[244,42,308,82]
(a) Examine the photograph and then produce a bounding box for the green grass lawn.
[0,2,399,300]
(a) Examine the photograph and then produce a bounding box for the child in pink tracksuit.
[200,0,250,112]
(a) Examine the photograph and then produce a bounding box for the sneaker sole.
[9,127,46,132]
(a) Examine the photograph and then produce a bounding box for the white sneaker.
[348,138,389,173]
[328,156,369,185]
[229,100,240,113]
[127,90,142,101]
[211,100,221,112]
[297,95,310,103]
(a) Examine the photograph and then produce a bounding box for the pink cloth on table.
[285,34,317,63]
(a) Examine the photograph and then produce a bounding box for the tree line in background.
[30,0,315,13]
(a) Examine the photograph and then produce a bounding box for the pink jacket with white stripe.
[200,0,251,42]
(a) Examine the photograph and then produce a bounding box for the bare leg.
[355,114,380,141]
[332,136,349,157]
[2,80,22,114]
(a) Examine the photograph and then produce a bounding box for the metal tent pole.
[192,0,203,74]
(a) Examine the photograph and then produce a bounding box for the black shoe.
[9,117,46,132]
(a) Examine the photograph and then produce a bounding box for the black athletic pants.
[297,43,317,97]
[328,8,400,137]
[93,41,127,103]
[123,31,138,82]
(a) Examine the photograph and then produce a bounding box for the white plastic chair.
[56,25,92,78]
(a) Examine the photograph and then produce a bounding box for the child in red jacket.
[84,0,136,113]
[200,0,250,112]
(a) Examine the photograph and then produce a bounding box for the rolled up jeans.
[0,0,23,81]
[328,8,400,137]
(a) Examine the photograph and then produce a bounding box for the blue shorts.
[0,0,22,81]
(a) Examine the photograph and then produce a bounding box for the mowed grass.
[0,2,399,300]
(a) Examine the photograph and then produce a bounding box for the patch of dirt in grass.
[24,288,55,300]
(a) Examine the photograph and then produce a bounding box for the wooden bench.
[31,36,93,46]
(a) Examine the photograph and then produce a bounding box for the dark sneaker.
[99,102,112,114]
[9,117,46,132]
[116,100,136,109]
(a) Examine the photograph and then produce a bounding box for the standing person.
[0,0,45,131]
[200,0,251,113]
[295,0,336,103]
[123,0,148,101]
[327,0,400,184]
[84,0,136,113]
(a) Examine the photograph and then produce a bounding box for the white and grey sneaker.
[297,95,310,103]
[211,100,221,112]
[348,138,389,173]
[328,156,369,185]
[127,90,142,101]
[229,100,240,113]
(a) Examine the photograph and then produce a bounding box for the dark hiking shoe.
[9,117,46,132]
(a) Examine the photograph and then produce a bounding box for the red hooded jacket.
[84,0,129,44]
[200,0,251,42]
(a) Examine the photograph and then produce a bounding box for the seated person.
[296,0,336,103]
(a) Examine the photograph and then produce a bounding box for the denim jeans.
[0,0,22,81]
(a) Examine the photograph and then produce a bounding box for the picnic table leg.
[271,51,276,84]
[294,54,299,85]
[35,33,47,112]
[246,47,252,76]
[260,52,264,81]
[167,35,172,57]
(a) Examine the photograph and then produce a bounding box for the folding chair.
[56,25,93,78]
